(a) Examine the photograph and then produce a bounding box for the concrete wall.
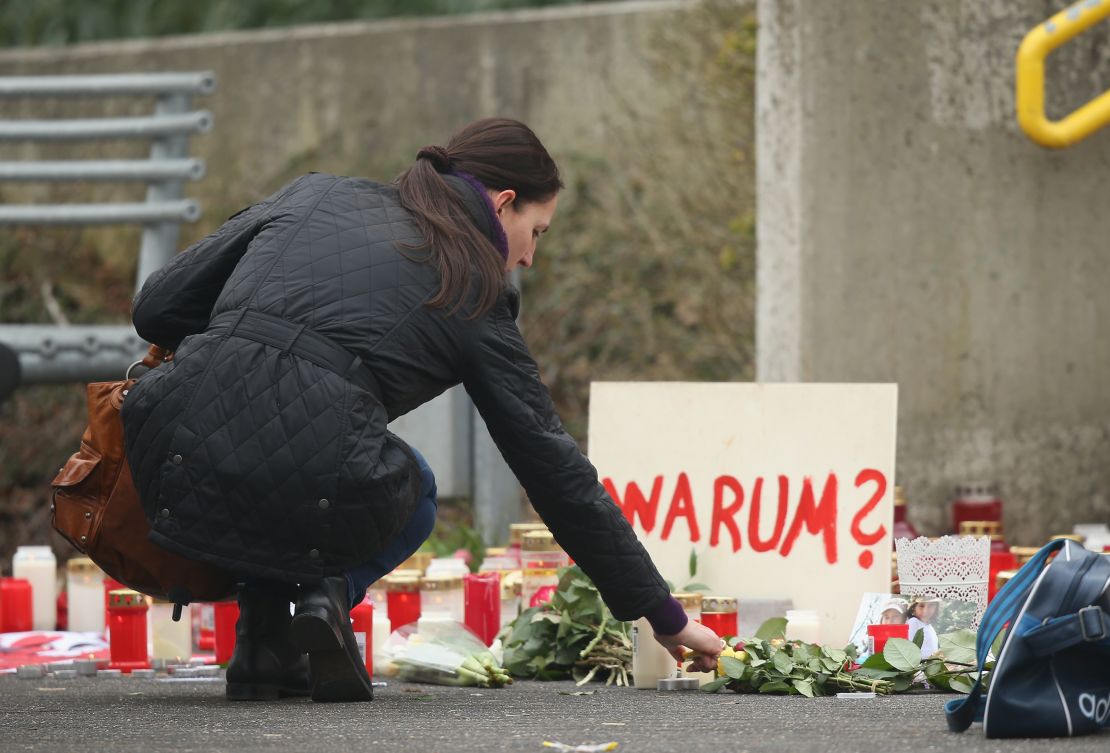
[0,0,683,229]
[757,0,1110,542]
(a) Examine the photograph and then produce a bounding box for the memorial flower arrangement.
[502,566,633,686]
[702,617,990,697]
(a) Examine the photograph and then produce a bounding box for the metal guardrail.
[0,72,214,388]
[0,71,521,541]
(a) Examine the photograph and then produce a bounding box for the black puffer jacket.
[121,172,670,621]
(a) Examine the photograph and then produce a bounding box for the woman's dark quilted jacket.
[121,172,671,621]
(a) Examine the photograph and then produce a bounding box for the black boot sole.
[290,606,373,703]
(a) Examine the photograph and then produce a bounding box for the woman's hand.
[653,620,725,674]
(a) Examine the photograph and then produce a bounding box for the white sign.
[588,382,898,643]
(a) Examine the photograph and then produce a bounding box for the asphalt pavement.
[1,672,1107,753]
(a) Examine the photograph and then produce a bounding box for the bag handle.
[944,538,1066,733]
[126,345,170,380]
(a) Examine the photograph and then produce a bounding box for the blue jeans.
[344,447,438,608]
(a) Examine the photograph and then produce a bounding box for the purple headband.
[450,170,509,261]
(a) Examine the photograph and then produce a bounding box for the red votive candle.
[198,603,216,651]
[1,577,33,632]
[700,596,739,637]
[867,623,909,655]
[214,601,239,665]
[350,596,374,675]
[464,572,501,646]
[385,576,421,632]
[108,589,150,672]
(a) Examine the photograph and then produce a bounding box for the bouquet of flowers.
[380,621,513,688]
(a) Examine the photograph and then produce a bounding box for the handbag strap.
[127,344,170,380]
[944,538,1066,732]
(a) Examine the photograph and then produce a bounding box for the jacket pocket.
[51,442,103,553]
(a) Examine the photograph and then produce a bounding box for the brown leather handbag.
[50,345,236,605]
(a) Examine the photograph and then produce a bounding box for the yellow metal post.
[1016,0,1110,148]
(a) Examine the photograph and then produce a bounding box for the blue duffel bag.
[946,538,1110,738]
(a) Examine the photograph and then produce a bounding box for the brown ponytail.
[395,118,562,318]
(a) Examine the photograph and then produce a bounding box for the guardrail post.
[137,92,192,292]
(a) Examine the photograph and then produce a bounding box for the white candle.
[631,617,677,688]
[785,609,822,644]
[150,601,192,662]
[13,546,57,631]
[66,557,105,633]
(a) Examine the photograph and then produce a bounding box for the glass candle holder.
[385,575,422,632]
[350,596,374,676]
[867,623,909,655]
[214,601,239,665]
[0,577,33,632]
[66,557,105,634]
[150,599,192,663]
[425,558,470,579]
[13,545,56,631]
[506,522,548,568]
[700,595,738,637]
[500,571,522,629]
[785,609,821,644]
[108,589,150,672]
[420,575,464,622]
[464,572,501,646]
[196,602,216,651]
[398,552,433,575]
[951,482,1003,533]
[521,530,568,607]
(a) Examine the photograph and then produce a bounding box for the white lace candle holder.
[895,535,990,628]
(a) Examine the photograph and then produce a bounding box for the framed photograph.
[848,592,978,660]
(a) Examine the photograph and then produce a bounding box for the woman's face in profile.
[490,190,559,271]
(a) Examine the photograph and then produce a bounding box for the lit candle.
[464,572,501,645]
[66,558,105,634]
[108,589,151,672]
[420,575,464,622]
[385,575,421,632]
[13,546,56,631]
[785,609,822,644]
[214,602,239,665]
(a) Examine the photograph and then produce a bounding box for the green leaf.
[891,675,913,692]
[682,583,712,593]
[949,674,975,694]
[758,680,793,694]
[792,679,815,698]
[689,548,698,579]
[852,667,900,680]
[939,629,977,666]
[822,647,847,664]
[700,676,731,693]
[883,638,922,672]
[913,629,925,648]
[755,617,788,641]
[821,658,842,673]
[749,658,767,668]
[860,653,895,671]
[772,651,794,675]
[719,656,747,680]
[793,644,811,663]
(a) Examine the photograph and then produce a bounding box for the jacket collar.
[442,173,509,261]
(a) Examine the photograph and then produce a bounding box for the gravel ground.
[0,672,1107,753]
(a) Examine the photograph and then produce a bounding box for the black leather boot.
[225,581,310,701]
[290,576,373,702]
